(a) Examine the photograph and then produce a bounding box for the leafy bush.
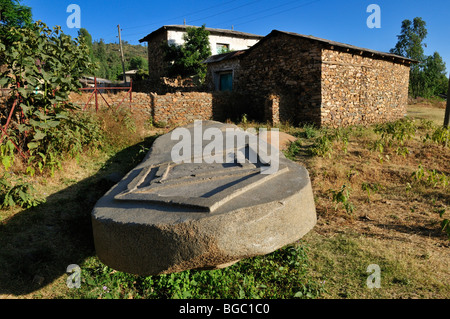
[0,173,44,209]
[0,21,96,174]
[329,184,355,214]
[373,118,417,146]
[310,134,333,158]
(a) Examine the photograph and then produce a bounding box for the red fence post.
[94,77,99,112]
[130,78,133,110]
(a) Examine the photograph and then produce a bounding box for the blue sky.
[22,0,450,72]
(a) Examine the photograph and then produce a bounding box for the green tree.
[163,25,211,81]
[390,17,427,61]
[129,56,148,71]
[0,0,32,29]
[78,28,94,60]
[391,17,447,98]
[390,17,428,98]
[423,52,448,97]
[0,21,95,169]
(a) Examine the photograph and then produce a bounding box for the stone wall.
[320,48,410,127]
[147,32,167,80]
[234,33,323,125]
[205,32,412,128]
[150,92,214,125]
[149,91,250,126]
[68,91,243,127]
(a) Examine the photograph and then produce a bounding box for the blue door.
[220,72,233,91]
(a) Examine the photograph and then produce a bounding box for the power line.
[187,0,263,24]
[209,0,303,29]
[120,0,323,42]
[122,0,239,31]
[120,0,265,39]
[233,0,322,27]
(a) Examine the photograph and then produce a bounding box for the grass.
[0,101,449,299]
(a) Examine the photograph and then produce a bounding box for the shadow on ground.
[0,135,158,296]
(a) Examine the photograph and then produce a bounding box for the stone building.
[139,25,263,80]
[204,30,416,127]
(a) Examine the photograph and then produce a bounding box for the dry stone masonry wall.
[236,33,323,125]
[150,92,214,125]
[320,48,410,127]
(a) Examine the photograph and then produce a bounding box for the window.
[216,43,230,54]
[215,71,233,92]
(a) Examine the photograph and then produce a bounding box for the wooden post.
[118,24,126,84]
[444,73,450,127]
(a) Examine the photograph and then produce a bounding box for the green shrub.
[0,173,44,209]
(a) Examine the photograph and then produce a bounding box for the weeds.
[411,165,448,189]
[310,134,333,158]
[329,184,355,214]
[285,139,302,160]
[373,118,417,146]
[436,209,450,240]
[0,140,15,171]
[74,243,325,299]
[361,182,382,202]
[429,126,449,147]
[0,173,44,209]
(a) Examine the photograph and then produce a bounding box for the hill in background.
[91,40,148,81]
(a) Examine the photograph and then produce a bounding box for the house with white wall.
[139,25,263,79]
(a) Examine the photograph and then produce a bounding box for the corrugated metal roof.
[139,25,264,43]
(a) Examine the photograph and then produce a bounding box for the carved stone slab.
[91,121,317,276]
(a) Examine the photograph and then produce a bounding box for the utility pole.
[117,24,126,83]
[444,73,450,127]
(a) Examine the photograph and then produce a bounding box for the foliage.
[0,21,96,174]
[390,17,448,98]
[78,28,94,61]
[0,0,32,29]
[436,209,450,240]
[301,123,318,139]
[310,134,333,158]
[284,139,302,160]
[373,118,417,145]
[75,243,325,299]
[329,184,354,214]
[361,182,382,202]
[410,164,448,189]
[87,37,148,81]
[425,126,449,147]
[163,25,211,81]
[0,173,44,209]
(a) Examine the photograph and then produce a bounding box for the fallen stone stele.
[91,121,316,276]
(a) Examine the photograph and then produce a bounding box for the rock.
[91,121,317,276]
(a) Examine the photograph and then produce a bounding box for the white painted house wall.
[166,30,260,55]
